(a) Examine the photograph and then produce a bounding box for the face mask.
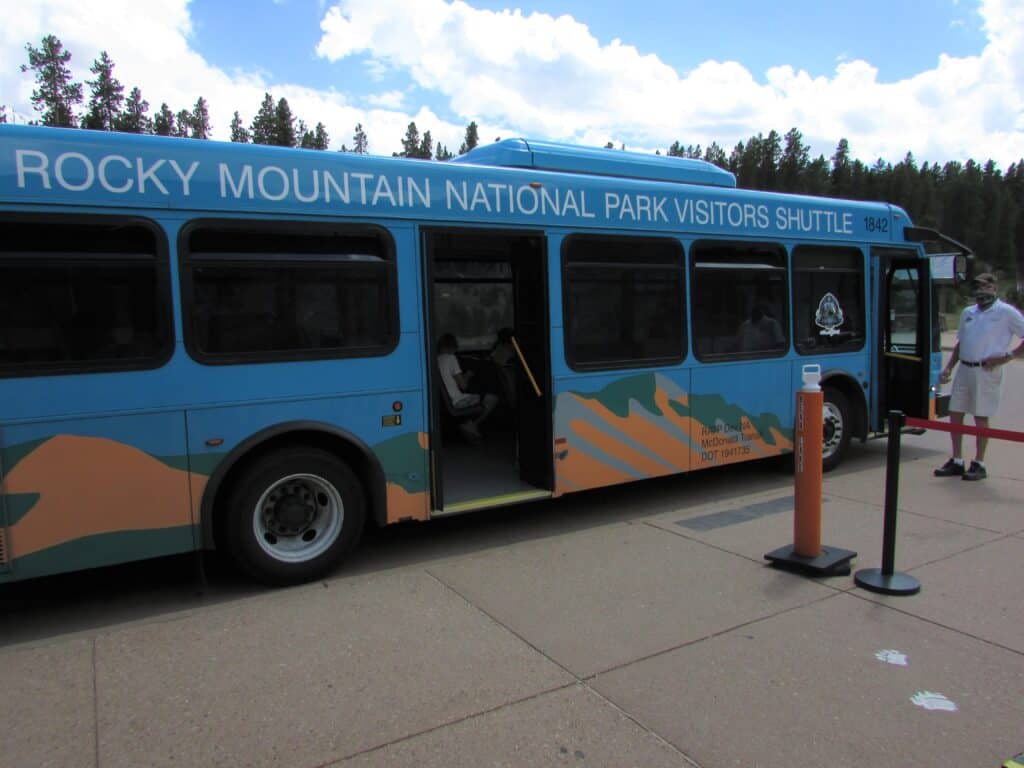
[975,292,996,309]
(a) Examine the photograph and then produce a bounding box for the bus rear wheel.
[224,447,365,585]
[822,387,851,472]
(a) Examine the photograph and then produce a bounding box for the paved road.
[3,358,1023,767]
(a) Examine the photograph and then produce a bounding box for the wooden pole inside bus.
[511,336,542,397]
[764,364,856,576]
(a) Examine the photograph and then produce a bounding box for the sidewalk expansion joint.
[847,580,1024,659]
[581,590,844,683]
[421,568,704,768]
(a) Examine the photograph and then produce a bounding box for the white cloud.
[3,0,1022,165]
[365,90,405,109]
[314,0,1024,165]
[0,0,455,154]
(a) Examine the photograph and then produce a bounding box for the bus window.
[562,235,685,370]
[433,259,513,351]
[792,245,865,355]
[0,217,171,377]
[180,221,397,364]
[690,241,788,361]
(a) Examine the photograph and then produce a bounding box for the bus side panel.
[0,412,193,582]
[551,362,695,496]
[690,361,794,469]
[185,388,430,527]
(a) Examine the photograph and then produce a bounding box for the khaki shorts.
[949,364,1003,417]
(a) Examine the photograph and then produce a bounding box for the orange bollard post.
[765,364,856,577]
[793,365,823,557]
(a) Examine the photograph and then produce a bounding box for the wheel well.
[822,374,868,441]
[206,429,385,552]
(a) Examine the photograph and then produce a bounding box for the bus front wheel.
[822,387,851,472]
[224,447,366,585]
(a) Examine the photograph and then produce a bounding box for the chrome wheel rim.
[253,473,343,563]
[822,401,844,461]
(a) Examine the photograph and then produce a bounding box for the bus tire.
[224,447,365,585]
[822,387,851,472]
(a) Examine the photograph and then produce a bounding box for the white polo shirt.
[438,352,467,405]
[957,299,1024,362]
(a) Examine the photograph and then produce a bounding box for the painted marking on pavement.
[910,691,958,712]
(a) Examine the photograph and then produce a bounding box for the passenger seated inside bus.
[437,333,499,443]
[737,303,785,352]
[489,327,518,408]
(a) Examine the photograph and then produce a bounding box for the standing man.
[935,273,1024,481]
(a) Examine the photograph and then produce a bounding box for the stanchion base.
[764,544,857,577]
[853,568,920,596]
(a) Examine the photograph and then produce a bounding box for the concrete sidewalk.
[3,429,1023,767]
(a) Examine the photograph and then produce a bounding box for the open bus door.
[873,248,931,428]
[423,229,552,514]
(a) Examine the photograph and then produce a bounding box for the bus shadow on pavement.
[0,441,926,649]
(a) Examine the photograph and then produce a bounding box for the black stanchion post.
[854,411,921,596]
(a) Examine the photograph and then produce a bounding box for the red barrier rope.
[905,416,1024,443]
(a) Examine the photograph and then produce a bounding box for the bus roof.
[453,138,737,189]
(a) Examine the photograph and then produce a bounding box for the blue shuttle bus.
[0,125,969,584]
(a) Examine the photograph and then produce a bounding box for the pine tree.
[458,121,479,154]
[21,35,83,127]
[154,103,175,136]
[190,97,211,139]
[831,138,852,196]
[250,93,276,144]
[116,87,152,133]
[779,128,809,193]
[760,130,781,191]
[703,142,728,169]
[400,122,421,157]
[274,97,297,147]
[353,123,368,154]
[230,111,250,143]
[81,51,124,131]
[435,143,452,161]
[0,106,8,124]
[418,130,433,160]
[175,109,191,138]
[311,122,329,150]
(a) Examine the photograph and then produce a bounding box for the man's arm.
[983,339,1024,370]
[939,342,959,383]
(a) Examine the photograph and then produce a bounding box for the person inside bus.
[438,333,499,443]
[737,303,785,352]
[489,327,518,408]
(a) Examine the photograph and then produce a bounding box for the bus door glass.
[873,248,930,424]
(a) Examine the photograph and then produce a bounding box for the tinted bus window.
[433,259,514,350]
[691,241,788,360]
[562,236,685,370]
[0,217,171,377]
[792,246,865,354]
[181,221,398,364]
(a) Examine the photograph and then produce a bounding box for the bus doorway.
[873,248,931,427]
[423,229,553,514]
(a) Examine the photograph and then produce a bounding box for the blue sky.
[190,0,986,88]
[3,0,1022,165]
